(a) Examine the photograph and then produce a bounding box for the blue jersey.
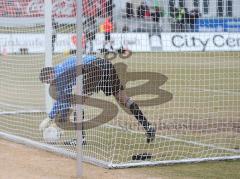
[49,55,97,120]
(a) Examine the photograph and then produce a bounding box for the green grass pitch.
[0,52,239,171]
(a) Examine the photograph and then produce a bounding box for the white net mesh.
[0,0,239,168]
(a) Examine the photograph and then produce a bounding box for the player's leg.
[107,32,113,50]
[114,90,156,143]
[63,110,86,146]
[66,93,87,146]
[96,58,156,142]
[103,32,113,50]
[74,110,86,145]
[103,32,108,49]
[52,34,56,52]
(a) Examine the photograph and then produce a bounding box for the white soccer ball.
[43,126,62,143]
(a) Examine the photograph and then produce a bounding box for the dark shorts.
[86,31,96,41]
[105,32,111,41]
[52,34,56,43]
[96,58,124,96]
[83,58,124,96]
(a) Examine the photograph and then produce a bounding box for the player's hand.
[39,117,52,131]
[50,123,64,136]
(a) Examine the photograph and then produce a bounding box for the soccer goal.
[0,0,240,170]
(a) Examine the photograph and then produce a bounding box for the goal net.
[0,0,239,168]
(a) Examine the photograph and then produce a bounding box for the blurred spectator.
[52,17,57,52]
[103,18,114,50]
[137,2,150,19]
[126,2,134,18]
[175,7,188,32]
[106,0,115,21]
[83,16,97,53]
[122,25,129,32]
[151,7,161,23]
[169,0,176,18]
[189,8,201,32]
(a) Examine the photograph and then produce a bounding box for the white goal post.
[0,0,240,171]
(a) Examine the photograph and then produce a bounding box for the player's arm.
[39,81,73,131]
[39,100,72,131]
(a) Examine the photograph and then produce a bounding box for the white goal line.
[0,108,238,154]
[0,100,239,154]
[105,124,240,154]
[0,101,44,115]
[0,131,109,168]
[0,131,239,169]
[188,87,240,96]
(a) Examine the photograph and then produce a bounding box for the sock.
[74,111,85,137]
[129,102,150,131]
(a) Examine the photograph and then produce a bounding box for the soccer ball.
[43,126,63,143]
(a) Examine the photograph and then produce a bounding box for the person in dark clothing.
[189,8,201,32]
[39,55,156,144]
[52,17,58,52]
[137,2,150,18]
[83,16,97,53]
[175,7,188,32]
[106,0,115,21]
[151,7,161,23]
[126,2,134,18]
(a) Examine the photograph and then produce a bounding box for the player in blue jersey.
[39,55,156,143]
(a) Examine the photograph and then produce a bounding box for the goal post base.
[0,131,110,169]
[1,131,240,169]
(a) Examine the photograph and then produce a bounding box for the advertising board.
[161,33,240,52]
[0,33,150,54]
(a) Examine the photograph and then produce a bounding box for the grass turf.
[0,52,239,170]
